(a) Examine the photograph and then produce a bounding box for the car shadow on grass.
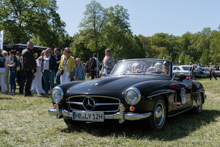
[0,97,13,100]
[60,109,220,141]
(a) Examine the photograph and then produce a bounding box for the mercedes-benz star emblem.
[83,97,95,111]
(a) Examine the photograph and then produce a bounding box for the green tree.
[200,49,210,66]
[210,29,220,64]
[178,51,193,65]
[190,28,212,62]
[157,51,164,59]
[103,4,132,60]
[0,0,65,48]
[79,1,107,52]
[70,33,94,63]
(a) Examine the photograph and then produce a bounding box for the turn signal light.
[54,104,56,108]
[169,85,176,89]
[123,106,126,111]
[129,106,135,111]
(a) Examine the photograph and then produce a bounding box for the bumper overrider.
[48,104,152,123]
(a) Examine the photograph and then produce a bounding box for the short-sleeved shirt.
[10,56,17,69]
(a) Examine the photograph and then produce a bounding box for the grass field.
[0,78,219,146]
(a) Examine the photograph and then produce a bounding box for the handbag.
[59,68,64,75]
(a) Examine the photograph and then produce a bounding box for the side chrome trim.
[147,91,175,98]
[168,107,193,117]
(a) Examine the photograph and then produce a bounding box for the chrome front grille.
[66,95,121,113]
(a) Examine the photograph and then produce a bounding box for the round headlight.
[124,87,141,105]
[51,87,63,103]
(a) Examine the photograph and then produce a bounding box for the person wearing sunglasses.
[41,48,56,95]
[163,61,170,75]
[57,47,75,84]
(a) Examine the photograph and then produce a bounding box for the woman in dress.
[31,50,46,95]
[73,58,86,81]
[57,47,75,84]
[99,49,114,77]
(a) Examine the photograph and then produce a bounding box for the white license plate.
[72,111,104,122]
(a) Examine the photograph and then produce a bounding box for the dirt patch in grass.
[211,97,220,100]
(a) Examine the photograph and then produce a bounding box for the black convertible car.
[48,59,205,130]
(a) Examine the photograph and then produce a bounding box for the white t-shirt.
[63,59,69,72]
[43,55,50,70]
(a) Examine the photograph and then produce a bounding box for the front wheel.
[64,119,86,128]
[149,96,167,130]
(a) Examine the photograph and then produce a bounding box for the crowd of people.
[1,40,218,96]
[0,41,115,96]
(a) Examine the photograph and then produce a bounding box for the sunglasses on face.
[46,52,50,53]
[66,51,71,53]
[164,63,170,66]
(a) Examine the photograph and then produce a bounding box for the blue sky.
[57,0,220,37]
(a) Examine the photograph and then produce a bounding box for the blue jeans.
[55,72,60,85]
[43,70,55,94]
[9,68,17,92]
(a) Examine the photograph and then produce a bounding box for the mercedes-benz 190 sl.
[48,58,205,130]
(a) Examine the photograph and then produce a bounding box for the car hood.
[67,75,169,95]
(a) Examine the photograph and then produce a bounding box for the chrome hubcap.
[155,102,165,127]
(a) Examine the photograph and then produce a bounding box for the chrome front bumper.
[48,104,151,123]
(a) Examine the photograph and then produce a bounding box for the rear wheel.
[64,119,86,128]
[194,94,203,114]
[149,96,167,130]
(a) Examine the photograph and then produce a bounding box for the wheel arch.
[147,90,175,118]
[161,94,169,118]
[201,92,205,104]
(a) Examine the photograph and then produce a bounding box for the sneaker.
[8,92,13,95]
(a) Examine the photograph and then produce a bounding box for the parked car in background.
[173,65,191,76]
[201,68,210,77]
[194,68,209,78]
[173,65,208,78]
[48,59,206,131]
[214,70,220,77]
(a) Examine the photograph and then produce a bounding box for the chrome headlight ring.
[124,87,141,105]
[51,87,64,103]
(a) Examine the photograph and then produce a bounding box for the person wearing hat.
[210,62,217,80]
[163,61,170,75]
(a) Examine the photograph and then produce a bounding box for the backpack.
[88,57,97,71]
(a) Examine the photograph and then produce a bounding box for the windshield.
[111,59,171,76]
